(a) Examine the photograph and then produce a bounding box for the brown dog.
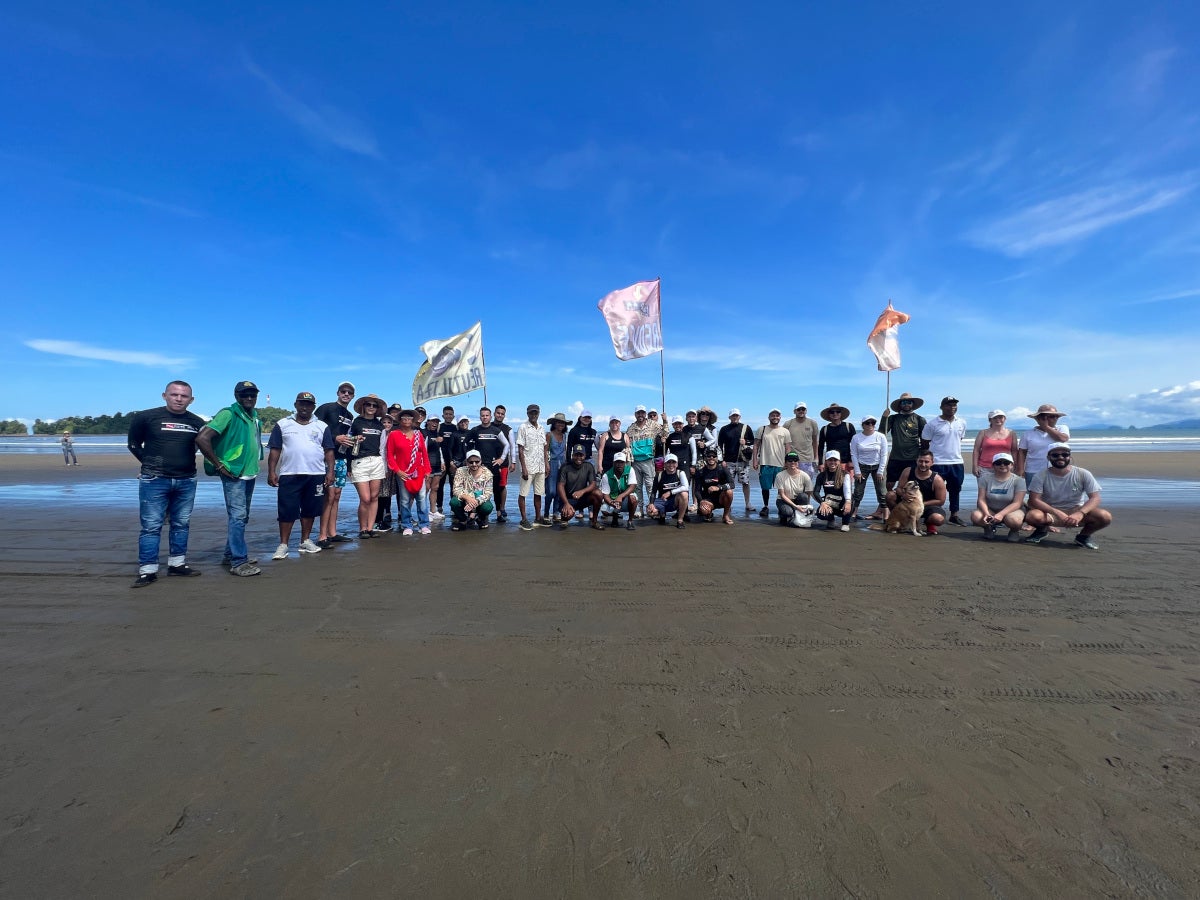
[870,479,924,536]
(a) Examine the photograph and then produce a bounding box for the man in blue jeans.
[127,381,206,588]
[197,381,264,576]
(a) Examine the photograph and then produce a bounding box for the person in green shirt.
[197,380,263,576]
[601,451,638,530]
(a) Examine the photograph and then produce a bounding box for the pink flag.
[867,301,911,371]
[597,279,663,361]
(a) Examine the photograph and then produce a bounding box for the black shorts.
[887,458,915,484]
[277,474,324,522]
[921,505,946,522]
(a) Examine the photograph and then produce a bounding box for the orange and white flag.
[867,301,910,372]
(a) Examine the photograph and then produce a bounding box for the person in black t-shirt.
[314,381,357,546]
[693,448,735,524]
[492,405,514,521]
[566,411,597,461]
[127,380,206,588]
[435,405,458,514]
[468,407,511,516]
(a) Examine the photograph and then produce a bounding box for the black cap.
[784,450,801,461]
[704,447,718,458]
[235,380,259,395]
[570,444,586,455]
[941,396,959,405]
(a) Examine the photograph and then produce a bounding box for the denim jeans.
[138,475,197,573]
[398,481,430,529]
[220,476,256,566]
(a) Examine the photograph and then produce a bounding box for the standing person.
[61,431,79,466]
[451,415,472,468]
[544,412,571,522]
[879,392,926,491]
[314,382,356,548]
[196,380,264,577]
[1024,443,1112,550]
[850,416,889,520]
[127,380,206,588]
[817,403,856,473]
[717,409,754,515]
[266,392,335,560]
[680,410,705,476]
[347,394,387,540]
[386,409,432,536]
[600,450,638,530]
[813,451,854,531]
[921,396,968,525]
[663,414,688,471]
[374,406,401,532]
[424,414,445,523]
[970,452,1026,541]
[467,407,511,521]
[1018,404,1071,486]
[773,451,814,527]
[648,454,690,529]
[751,408,791,518]
[450,450,495,531]
[557,444,605,529]
[972,410,1018,477]
[625,406,660,519]
[516,403,551,530]
[784,402,819,477]
[596,415,628,474]
[687,408,717,474]
[567,410,597,462]
[694,448,735,524]
[492,404,514,522]
[434,405,458,515]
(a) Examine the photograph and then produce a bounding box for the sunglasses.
[362,402,378,408]
[993,460,1012,466]
[1048,452,1071,459]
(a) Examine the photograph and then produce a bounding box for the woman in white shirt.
[850,416,889,520]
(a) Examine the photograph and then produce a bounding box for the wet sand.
[1,457,1199,897]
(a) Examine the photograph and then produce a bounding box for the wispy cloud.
[25,339,194,368]
[241,52,381,159]
[1123,287,1200,306]
[64,178,202,218]
[967,175,1195,256]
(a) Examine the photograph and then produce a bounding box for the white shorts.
[519,471,546,497]
[349,454,386,483]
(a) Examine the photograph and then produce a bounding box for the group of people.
[126,381,1115,589]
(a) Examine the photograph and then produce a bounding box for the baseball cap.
[685,408,697,416]
[465,449,482,460]
[703,447,718,458]
[613,451,629,462]
[635,404,647,412]
[941,396,959,405]
[526,403,539,412]
[234,380,259,395]
[992,452,1014,464]
[728,408,741,416]
[769,408,782,415]
[579,409,593,418]
[784,450,801,461]
[1048,442,1071,452]
[794,401,807,410]
[672,414,684,424]
[987,409,1006,419]
[861,415,876,424]
[664,453,678,463]
[295,391,316,403]
[824,450,841,460]
[571,443,586,455]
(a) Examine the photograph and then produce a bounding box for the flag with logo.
[412,321,485,405]
[867,301,910,371]
[597,278,664,361]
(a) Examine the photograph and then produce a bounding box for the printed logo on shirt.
[161,423,199,433]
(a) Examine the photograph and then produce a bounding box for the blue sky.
[3,2,1198,429]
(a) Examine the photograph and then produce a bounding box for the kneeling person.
[601,451,638,530]
[649,453,690,528]
[774,450,814,527]
[970,452,1026,540]
[1024,443,1112,549]
[450,450,496,530]
[889,450,947,535]
[694,448,735,524]
[267,392,335,559]
[558,444,605,529]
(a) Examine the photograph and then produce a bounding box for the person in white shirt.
[920,396,967,525]
[1018,403,1071,486]
[850,415,888,520]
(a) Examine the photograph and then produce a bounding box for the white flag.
[866,301,910,372]
[597,279,663,361]
[412,322,485,405]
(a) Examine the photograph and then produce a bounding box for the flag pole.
[657,277,666,415]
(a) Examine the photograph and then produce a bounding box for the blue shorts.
[759,465,782,490]
[652,495,685,516]
[333,458,348,489]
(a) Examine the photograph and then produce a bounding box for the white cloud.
[25,339,194,368]
[967,176,1195,256]
[1124,287,1200,306]
[242,52,381,159]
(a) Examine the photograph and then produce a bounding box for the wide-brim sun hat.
[1029,404,1068,419]
[820,403,850,421]
[890,392,924,412]
[354,394,387,415]
[546,412,573,427]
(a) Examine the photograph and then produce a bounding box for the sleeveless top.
[913,471,937,502]
[600,431,627,472]
[548,432,566,471]
[977,431,1013,467]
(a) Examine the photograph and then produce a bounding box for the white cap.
[613,451,629,462]
[635,404,646,412]
[685,408,697,416]
[769,408,782,415]
[579,409,593,418]
[794,401,807,410]
[861,415,877,424]
[987,409,1006,419]
[649,408,658,414]
[672,413,684,423]
[664,453,678,463]
[824,449,841,460]
[728,408,741,416]
[1048,441,1071,452]
[465,449,482,460]
[992,452,1014,464]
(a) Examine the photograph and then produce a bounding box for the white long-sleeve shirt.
[850,431,888,468]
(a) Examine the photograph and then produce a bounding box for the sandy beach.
[1,453,1199,897]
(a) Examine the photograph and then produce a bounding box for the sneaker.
[535,517,552,527]
[402,528,414,536]
[626,521,636,531]
[328,534,354,543]
[676,519,686,529]
[497,511,508,522]
[478,521,489,530]
[221,556,259,567]
[316,538,334,550]
[131,573,157,589]
[519,519,534,531]
[167,564,201,577]
[451,523,463,532]
[1024,528,1049,545]
[840,524,850,532]
[419,526,432,535]
[229,562,261,577]
[430,511,445,521]
[759,506,769,518]
[1075,533,1100,551]
[1006,528,1022,543]
[298,539,322,554]
[949,515,966,526]
[272,543,290,561]
[982,524,996,541]
[373,522,391,533]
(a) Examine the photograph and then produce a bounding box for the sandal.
[591,521,606,530]
[358,530,373,539]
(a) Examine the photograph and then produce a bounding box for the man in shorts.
[314,381,357,547]
[266,392,335,560]
[516,403,550,529]
[889,450,947,535]
[1024,443,1112,550]
[751,408,791,519]
[717,408,754,515]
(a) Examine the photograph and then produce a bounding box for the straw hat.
[889,392,924,412]
[353,394,387,415]
[1028,404,1067,419]
[546,411,573,427]
[820,403,850,422]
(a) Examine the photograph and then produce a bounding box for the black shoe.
[358,530,373,539]
[131,573,157,588]
[1024,528,1049,545]
[676,519,686,529]
[949,514,965,526]
[759,506,768,517]
[497,511,508,522]
[626,521,636,531]
[328,534,354,543]
[167,564,201,577]
[316,538,334,550]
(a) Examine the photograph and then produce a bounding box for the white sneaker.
[840,524,850,532]
[272,543,289,560]
[402,527,414,536]
[298,539,322,553]
[634,510,643,519]
[430,510,444,521]
[420,526,432,535]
